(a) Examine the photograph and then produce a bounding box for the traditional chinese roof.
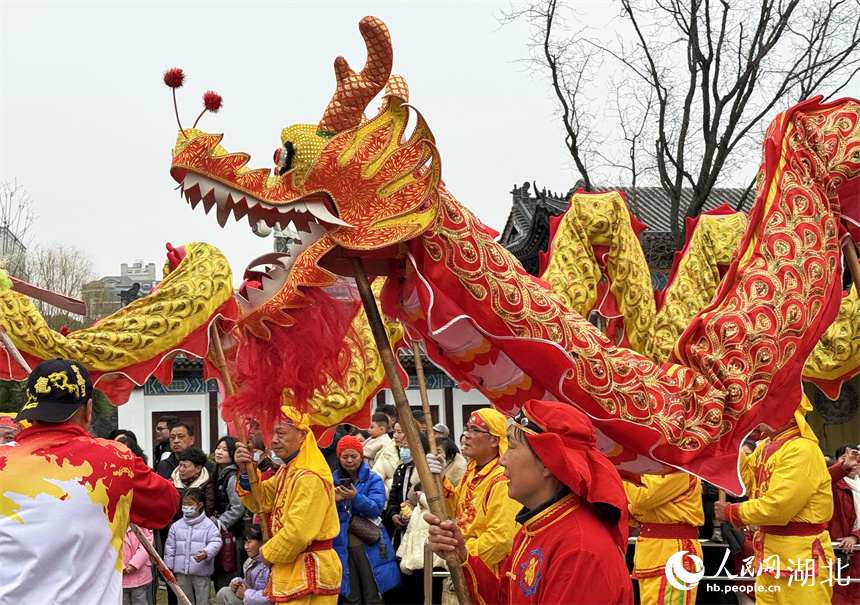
[499,181,755,276]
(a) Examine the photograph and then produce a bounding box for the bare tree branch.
[503,0,860,242]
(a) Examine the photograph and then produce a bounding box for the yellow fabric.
[638,575,697,605]
[753,572,832,605]
[442,457,519,571]
[0,242,233,371]
[238,407,341,602]
[474,408,508,455]
[284,595,338,605]
[625,474,704,580]
[736,420,835,581]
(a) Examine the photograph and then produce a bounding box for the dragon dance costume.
[237,407,341,603]
[461,400,633,605]
[723,397,836,604]
[625,474,705,605]
[441,410,520,573]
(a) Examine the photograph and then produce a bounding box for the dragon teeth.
[306,200,351,226]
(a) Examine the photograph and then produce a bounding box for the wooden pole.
[424,541,434,605]
[0,327,32,374]
[411,340,446,498]
[844,241,860,295]
[351,257,472,605]
[130,524,192,605]
[209,322,271,542]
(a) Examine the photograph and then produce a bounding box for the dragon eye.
[273,141,296,175]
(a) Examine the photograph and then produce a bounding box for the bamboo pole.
[130,524,192,605]
[0,327,32,374]
[209,322,271,542]
[351,257,472,605]
[844,242,860,295]
[411,340,446,498]
[424,541,434,605]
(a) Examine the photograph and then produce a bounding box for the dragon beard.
[223,286,359,441]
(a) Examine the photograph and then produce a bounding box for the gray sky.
[1,1,592,282]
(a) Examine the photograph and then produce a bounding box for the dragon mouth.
[235,221,329,315]
[179,172,347,317]
[179,173,350,232]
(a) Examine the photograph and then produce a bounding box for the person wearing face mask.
[164,487,223,605]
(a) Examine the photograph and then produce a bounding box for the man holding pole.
[428,409,520,572]
[426,400,633,604]
[234,405,342,604]
[0,358,179,604]
[715,396,836,604]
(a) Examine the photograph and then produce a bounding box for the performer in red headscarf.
[426,399,633,604]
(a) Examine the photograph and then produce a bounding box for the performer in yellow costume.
[235,407,342,603]
[625,474,704,605]
[433,409,520,571]
[716,396,835,605]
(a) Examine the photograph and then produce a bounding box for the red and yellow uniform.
[0,423,178,604]
[625,473,704,605]
[238,407,341,603]
[463,492,632,604]
[443,410,520,571]
[724,398,835,604]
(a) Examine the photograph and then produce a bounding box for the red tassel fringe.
[224,288,359,442]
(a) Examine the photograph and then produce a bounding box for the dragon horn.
[317,16,393,135]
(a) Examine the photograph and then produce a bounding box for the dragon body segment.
[0,243,238,403]
[541,190,860,398]
[165,16,860,492]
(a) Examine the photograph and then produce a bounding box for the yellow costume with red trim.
[625,474,704,605]
[238,407,341,603]
[724,397,835,604]
[442,409,520,572]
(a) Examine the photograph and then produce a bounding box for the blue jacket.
[334,463,401,596]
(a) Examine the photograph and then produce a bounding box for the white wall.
[117,388,227,456]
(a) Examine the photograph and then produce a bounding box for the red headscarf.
[513,399,629,552]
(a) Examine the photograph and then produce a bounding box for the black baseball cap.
[16,359,94,423]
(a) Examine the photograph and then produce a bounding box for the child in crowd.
[362,413,391,466]
[122,525,153,605]
[215,524,271,605]
[164,488,223,605]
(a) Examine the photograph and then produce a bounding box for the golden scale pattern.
[0,243,233,370]
[419,100,859,450]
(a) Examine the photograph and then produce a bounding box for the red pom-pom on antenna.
[163,68,185,89]
[203,91,223,113]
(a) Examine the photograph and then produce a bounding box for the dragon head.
[169,16,441,340]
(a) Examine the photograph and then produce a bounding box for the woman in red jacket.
[828,443,860,605]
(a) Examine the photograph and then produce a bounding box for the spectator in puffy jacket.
[334,435,401,603]
[216,524,270,605]
[122,525,153,605]
[165,487,223,605]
